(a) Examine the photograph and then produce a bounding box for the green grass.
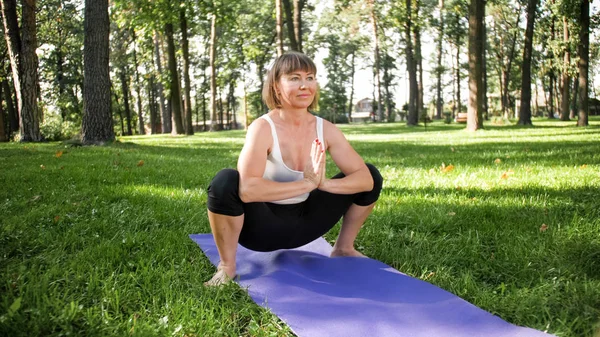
[1,117,599,336]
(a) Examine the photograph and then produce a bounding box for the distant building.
[351,98,375,123]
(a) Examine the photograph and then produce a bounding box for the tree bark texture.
[435,0,444,120]
[2,79,19,135]
[467,0,484,131]
[20,0,41,141]
[165,23,184,134]
[281,0,298,51]
[369,0,383,121]
[1,0,22,129]
[180,7,194,135]
[119,68,133,135]
[153,32,170,133]
[209,12,219,130]
[405,0,418,125]
[275,0,284,57]
[293,0,303,52]
[82,0,114,144]
[517,0,537,125]
[560,17,570,121]
[0,83,6,141]
[576,0,588,126]
[132,31,144,135]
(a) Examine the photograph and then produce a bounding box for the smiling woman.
[203,51,383,286]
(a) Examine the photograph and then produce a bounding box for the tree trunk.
[275,0,284,56]
[154,32,170,133]
[369,0,383,121]
[414,1,424,119]
[348,51,355,121]
[132,30,144,135]
[119,68,133,135]
[405,0,418,126]
[517,0,537,126]
[165,23,184,134]
[293,0,303,52]
[560,17,570,121]
[281,0,298,51]
[0,83,6,141]
[148,75,158,134]
[570,74,577,119]
[502,12,520,118]
[1,0,22,135]
[17,0,41,141]
[82,0,114,144]
[209,12,219,131]
[576,0,589,126]
[435,0,444,120]
[547,14,556,119]
[3,79,18,135]
[482,17,488,120]
[180,6,194,135]
[112,88,125,136]
[456,35,461,118]
[467,0,484,131]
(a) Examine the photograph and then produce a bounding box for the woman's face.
[276,70,317,110]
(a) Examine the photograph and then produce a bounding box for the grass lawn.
[1,117,599,336]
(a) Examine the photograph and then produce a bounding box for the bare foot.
[330,248,366,258]
[204,266,236,287]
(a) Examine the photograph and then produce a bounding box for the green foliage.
[40,113,80,141]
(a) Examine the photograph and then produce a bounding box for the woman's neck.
[275,108,309,126]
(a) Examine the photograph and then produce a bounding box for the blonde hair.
[262,51,319,111]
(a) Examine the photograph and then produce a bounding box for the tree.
[403,0,419,125]
[275,0,284,56]
[368,0,383,121]
[467,0,484,131]
[82,0,114,144]
[2,0,42,141]
[434,0,445,120]
[576,0,589,126]
[561,16,571,121]
[180,2,194,135]
[517,0,538,125]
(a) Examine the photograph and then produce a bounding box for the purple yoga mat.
[191,234,554,337]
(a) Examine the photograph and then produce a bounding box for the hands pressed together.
[304,138,326,189]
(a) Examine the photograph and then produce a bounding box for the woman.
[205,51,383,286]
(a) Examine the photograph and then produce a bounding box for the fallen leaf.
[505,155,511,159]
[455,186,462,190]
[137,160,144,167]
[429,168,436,175]
[540,224,548,232]
[30,195,41,202]
[494,158,502,164]
[53,216,60,223]
[500,170,514,179]
[424,272,435,280]
[450,147,455,152]
[447,212,456,216]
[55,151,63,158]
[580,164,588,169]
[441,164,455,173]
[40,165,46,170]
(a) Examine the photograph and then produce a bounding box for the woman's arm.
[319,121,374,194]
[237,119,324,203]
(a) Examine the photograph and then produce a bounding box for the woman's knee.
[207,169,243,216]
[366,163,383,193]
[354,163,383,206]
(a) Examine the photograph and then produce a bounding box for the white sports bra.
[260,114,324,204]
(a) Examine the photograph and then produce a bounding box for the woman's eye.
[290,77,299,81]
[307,76,315,81]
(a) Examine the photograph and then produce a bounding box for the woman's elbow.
[238,182,253,203]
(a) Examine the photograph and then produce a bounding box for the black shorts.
[207,164,383,252]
